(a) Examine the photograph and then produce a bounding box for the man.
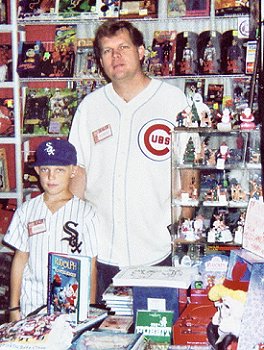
[69,20,189,302]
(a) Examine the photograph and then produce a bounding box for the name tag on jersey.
[92,124,112,144]
[28,219,46,236]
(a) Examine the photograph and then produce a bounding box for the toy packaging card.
[197,31,221,75]
[185,0,210,17]
[58,0,97,17]
[220,30,246,74]
[149,30,177,76]
[97,0,120,18]
[167,0,186,17]
[215,0,249,16]
[74,38,100,79]
[17,0,57,19]
[119,0,158,18]
[17,41,44,78]
[176,32,198,75]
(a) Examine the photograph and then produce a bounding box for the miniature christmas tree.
[191,102,200,126]
[183,137,195,163]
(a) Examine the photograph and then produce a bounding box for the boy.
[4,139,98,321]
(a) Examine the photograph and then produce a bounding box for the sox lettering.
[62,221,83,253]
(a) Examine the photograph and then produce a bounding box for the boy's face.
[34,165,76,195]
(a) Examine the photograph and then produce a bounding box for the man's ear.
[70,166,78,178]
[138,45,145,61]
[34,166,40,175]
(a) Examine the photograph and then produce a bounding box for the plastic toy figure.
[201,38,216,73]
[240,107,256,130]
[217,108,232,132]
[227,39,242,73]
[180,41,194,74]
[215,142,230,170]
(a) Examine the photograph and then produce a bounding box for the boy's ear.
[34,166,40,175]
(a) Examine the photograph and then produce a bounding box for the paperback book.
[74,306,108,334]
[135,310,174,344]
[112,265,198,289]
[47,252,92,324]
[0,313,73,350]
[102,284,133,302]
[69,330,145,350]
[98,315,134,333]
[149,30,177,76]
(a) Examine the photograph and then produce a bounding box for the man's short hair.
[93,20,145,63]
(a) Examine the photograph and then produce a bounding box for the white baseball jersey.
[69,78,188,268]
[4,194,98,317]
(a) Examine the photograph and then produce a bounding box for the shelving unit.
[0,2,22,206]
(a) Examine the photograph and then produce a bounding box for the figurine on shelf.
[234,210,246,244]
[240,107,256,130]
[231,183,247,202]
[192,92,212,127]
[216,142,230,169]
[217,107,232,132]
[207,212,232,243]
[249,178,263,199]
[180,219,196,241]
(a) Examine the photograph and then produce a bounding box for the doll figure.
[216,142,230,169]
[217,108,232,132]
[240,107,256,130]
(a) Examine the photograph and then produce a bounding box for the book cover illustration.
[0,313,73,350]
[0,98,14,136]
[97,0,120,18]
[23,88,50,135]
[119,0,158,19]
[135,310,174,344]
[69,330,144,350]
[206,83,224,104]
[98,315,133,333]
[48,88,78,135]
[17,0,57,19]
[52,25,76,77]
[176,32,198,75]
[47,252,91,324]
[17,41,44,78]
[113,265,198,289]
[197,30,221,75]
[221,30,246,74]
[149,30,177,76]
[167,0,186,17]
[74,38,100,79]
[185,0,210,17]
[58,0,97,17]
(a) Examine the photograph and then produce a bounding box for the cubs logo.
[138,119,174,161]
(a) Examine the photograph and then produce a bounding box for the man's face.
[99,29,145,82]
